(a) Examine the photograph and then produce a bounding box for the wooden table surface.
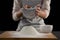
[0,31,57,40]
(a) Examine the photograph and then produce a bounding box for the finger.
[35,10,38,13]
[27,5,31,8]
[23,5,28,9]
[35,11,39,16]
[35,11,38,15]
[36,9,40,12]
[23,5,31,9]
[35,6,40,13]
[35,7,40,11]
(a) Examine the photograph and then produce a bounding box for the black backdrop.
[0,0,60,31]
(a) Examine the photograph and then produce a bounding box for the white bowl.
[39,25,53,33]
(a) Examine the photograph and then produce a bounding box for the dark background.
[0,0,60,31]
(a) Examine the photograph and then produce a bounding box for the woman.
[12,0,51,31]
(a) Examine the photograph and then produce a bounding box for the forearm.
[12,0,23,21]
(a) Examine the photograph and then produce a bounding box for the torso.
[18,0,45,27]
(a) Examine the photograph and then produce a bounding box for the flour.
[19,26,40,35]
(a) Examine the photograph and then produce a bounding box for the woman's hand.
[16,10,23,18]
[35,5,41,16]
[23,5,31,9]
[35,5,47,19]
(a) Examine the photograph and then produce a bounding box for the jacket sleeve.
[12,0,22,21]
[41,0,51,18]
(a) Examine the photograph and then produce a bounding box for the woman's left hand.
[35,6,41,16]
[35,5,47,19]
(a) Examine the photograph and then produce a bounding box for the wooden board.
[0,31,57,40]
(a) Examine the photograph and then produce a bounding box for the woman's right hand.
[16,10,23,18]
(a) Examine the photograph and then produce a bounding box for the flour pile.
[19,26,40,35]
